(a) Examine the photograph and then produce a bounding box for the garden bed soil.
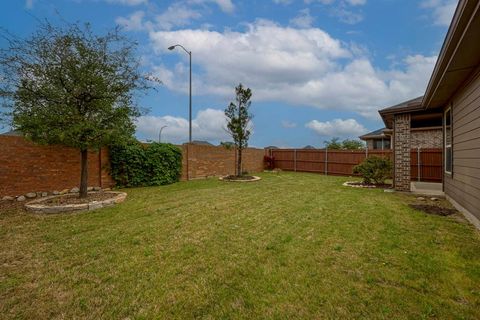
[219,175,261,182]
[41,192,114,205]
[25,191,127,214]
[343,181,392,189]
[409,204,457,216]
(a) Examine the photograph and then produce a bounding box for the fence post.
[294,149,297,172]
[325,148,328,175]
[417,147,421,182]
[365,147,368,159]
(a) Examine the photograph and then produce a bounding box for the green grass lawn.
[1,172,480,319]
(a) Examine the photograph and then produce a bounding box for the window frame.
[444,106,452,175]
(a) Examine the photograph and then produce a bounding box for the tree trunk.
[80,149,88,198]
[237,147,242,177]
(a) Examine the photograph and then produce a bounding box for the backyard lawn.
[1,172,480,319]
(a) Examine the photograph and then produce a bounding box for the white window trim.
[444,106,452,175]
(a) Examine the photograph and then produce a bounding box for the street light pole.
[168,44,192,143]
[159,125,167,143]
[189,51,192,143]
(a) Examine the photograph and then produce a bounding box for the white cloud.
[116,11,145,31]
[154,3,202,30]
[306,118,367,137]
[282,120,297,128]
[149,21,436,118]
[135,108,230,144]
[421,0,456,26]
[331,6,363,24]
[188,0,235,13]
[290,9,315,28]
[105,0,147,5]
[345,0,366,6]
[25,0,35,9]
[273,0,293,4]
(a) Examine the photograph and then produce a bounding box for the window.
[444,108,452,174]
[373,138,390,150]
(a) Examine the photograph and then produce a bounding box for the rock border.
[342,181,392,189]
[219,175,262,182]
[24,191,127,214]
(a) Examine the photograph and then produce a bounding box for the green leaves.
[109,141,182,188]
[0,21,150,150]
[353,156,393,185]
[324,138,365,150]
[224,83,253,150]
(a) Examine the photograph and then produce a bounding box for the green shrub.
[109,141,182,187]
[353,156,392,185]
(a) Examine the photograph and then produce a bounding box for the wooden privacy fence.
[268,148,442,182]
[410,148,443,182]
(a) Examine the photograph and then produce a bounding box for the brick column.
[394,114,411,191]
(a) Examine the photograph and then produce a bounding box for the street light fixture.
[158,125,167,143]
[168,44,192,143]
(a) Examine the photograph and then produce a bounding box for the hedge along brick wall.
[0,135,114,197]
[180,144,266,180]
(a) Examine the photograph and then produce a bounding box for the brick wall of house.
[0,136,114,197]
[393,114,411,191]
[180,144,265,180]
[411,128,442,148]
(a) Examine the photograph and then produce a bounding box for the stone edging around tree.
[218,176,262,182]
[24,191,127,214]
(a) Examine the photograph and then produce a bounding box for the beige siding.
[444,71,480,222]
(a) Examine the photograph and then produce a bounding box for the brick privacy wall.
[180,144,265,180]
[0,136,114,197]
[394,114,411,191]
[411,129,442,148]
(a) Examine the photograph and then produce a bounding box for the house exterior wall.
[443,70,480,227]
[411,129,442,148]
[393,114,411,191]
[366,139,374,149]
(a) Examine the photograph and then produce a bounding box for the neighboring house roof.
[303,145,316,149]
[0,130,23,136]
[379,96,424,128]
[359,128,389,140]
[423,0,480,109]
[191,140,213,146]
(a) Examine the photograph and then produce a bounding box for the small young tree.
[0,21,155,197]
[225,84,253,177]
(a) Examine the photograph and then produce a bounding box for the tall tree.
[341,139,365,150]
[225,84,253,177]
[324,137,342,150]
[0,21,155,197]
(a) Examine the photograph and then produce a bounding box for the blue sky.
[0,0,456,147]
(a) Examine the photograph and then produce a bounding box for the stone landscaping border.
[342,181,392,189]
[219,176,262,182]
[25,191,127,214]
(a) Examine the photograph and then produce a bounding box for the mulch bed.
[41,192,116,205]
[344,181,392,189]
[409,204,457,216]
[222,175,257,181]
